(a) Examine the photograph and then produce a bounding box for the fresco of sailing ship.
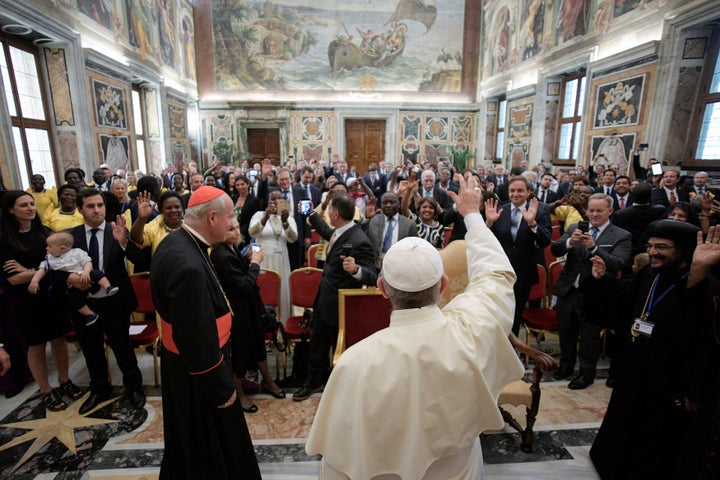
[328,0,437,72]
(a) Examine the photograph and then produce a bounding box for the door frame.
[336,108,398,167]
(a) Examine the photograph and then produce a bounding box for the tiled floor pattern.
[0,339,608,479]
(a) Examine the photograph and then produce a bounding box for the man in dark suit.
[268,168,305,270]
[651,169,690,207]
[537,173,559,204]
[364,192,418,270]
[551,193,631,389]
[691,171,720,197]
[487,164,509,189]
[436,167,459,194]
[418,169,453,213]
[362,163,386,198]
[486,177,552,335]
[293,166,322,256]
[294,193,377,401]
[611,182,665,260]
[332,161,355,185]
[594,170,616,196]
[610,175,634,212]
[69,189,144,414]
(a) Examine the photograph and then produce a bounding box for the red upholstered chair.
[520,260,564,363]
[285,267,323,375]
[310,229,321,244]
[129,272,160,385]
[256,269,283,378]
[332,287,393,366]
[307,244,321,269]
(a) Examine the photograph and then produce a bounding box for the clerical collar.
[182,224,212,247]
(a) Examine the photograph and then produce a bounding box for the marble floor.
[0,335,609,479]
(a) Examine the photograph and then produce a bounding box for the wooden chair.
[498,333,558,452]
[307,243,321,268]
[256,268,283,379]
[332,287,393,366]
[285,267,323,376]
[129,272,160,386]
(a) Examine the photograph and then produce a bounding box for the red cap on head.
[187,186,224,208]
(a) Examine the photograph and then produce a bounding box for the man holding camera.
[551,193,631,389]
[293,193,377,401]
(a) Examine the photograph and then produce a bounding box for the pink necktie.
[619,197,625,209]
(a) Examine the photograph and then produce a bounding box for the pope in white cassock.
[306,176,525,480]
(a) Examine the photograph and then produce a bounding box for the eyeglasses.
[645,243,675,252]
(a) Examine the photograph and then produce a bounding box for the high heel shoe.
[242,403,258,413]
[261,382,286,399]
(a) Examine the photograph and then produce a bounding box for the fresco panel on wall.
[205,0,469,95]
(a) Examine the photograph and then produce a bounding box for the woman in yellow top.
[126,170,138,193]
[130,191,184,254]
[42,185,83,232]
[26,174,57,221]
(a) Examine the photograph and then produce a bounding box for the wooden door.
[345,119,385,174]
[247,128,280,164]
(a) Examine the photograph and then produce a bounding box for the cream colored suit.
[306,213,524,480]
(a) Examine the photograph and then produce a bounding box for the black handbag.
[259,306,287,352]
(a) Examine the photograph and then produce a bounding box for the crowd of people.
[1,151,719,478]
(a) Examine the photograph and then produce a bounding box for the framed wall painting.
[590,133,636,176]
[593,74,645,129]
[91,77,129,130]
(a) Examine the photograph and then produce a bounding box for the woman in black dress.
[211,217,285,412]
[232,174,261,243]
[0,191,84,410]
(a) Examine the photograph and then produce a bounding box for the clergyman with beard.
[584,219,716,479]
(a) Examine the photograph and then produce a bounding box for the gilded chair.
[307,244,322,269]
[332,287,393,366]
[521,260,564,356]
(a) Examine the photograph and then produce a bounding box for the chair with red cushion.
[307,244,322,269]
[129,272,160,385]
[520,260,565,364]
[332,287,393,366]
[256,268,283,378]
[285,267,323,376]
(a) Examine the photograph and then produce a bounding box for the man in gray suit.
[365,192,417,269]
[551,193,631,390]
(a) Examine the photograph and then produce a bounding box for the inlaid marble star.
[0,392,120,473]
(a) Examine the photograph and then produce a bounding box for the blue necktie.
[591,226,599,241]
[89,228,100,271]
[511,207,520,240]
[282,190,289,200]
[382,218,395,253]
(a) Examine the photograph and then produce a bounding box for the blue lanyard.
[645,272,690,319]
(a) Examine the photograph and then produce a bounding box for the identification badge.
[632,318,654,337]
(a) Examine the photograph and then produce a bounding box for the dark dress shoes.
[552,366,574,381]
[292,385,323,402]
[568,375,595,390]
[605,377,618,388]
[79,392,109,414]
[128,390,146,410]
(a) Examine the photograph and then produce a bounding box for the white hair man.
[306,176,524,480]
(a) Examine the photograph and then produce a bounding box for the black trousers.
[556,288,602,378]
[72,302,142,395]
[306,320,338,388]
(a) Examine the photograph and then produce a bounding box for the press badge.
[632,318,654,337]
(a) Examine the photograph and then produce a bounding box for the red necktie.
[619,197,625,209]
[669,191,676,205]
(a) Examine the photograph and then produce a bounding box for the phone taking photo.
[300,199,312,216]
[651,163,663,175]
[577,221,589,233]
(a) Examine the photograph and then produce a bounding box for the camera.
[342,244,353,257]
[577,221,589,233]
[300,199,312,216]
